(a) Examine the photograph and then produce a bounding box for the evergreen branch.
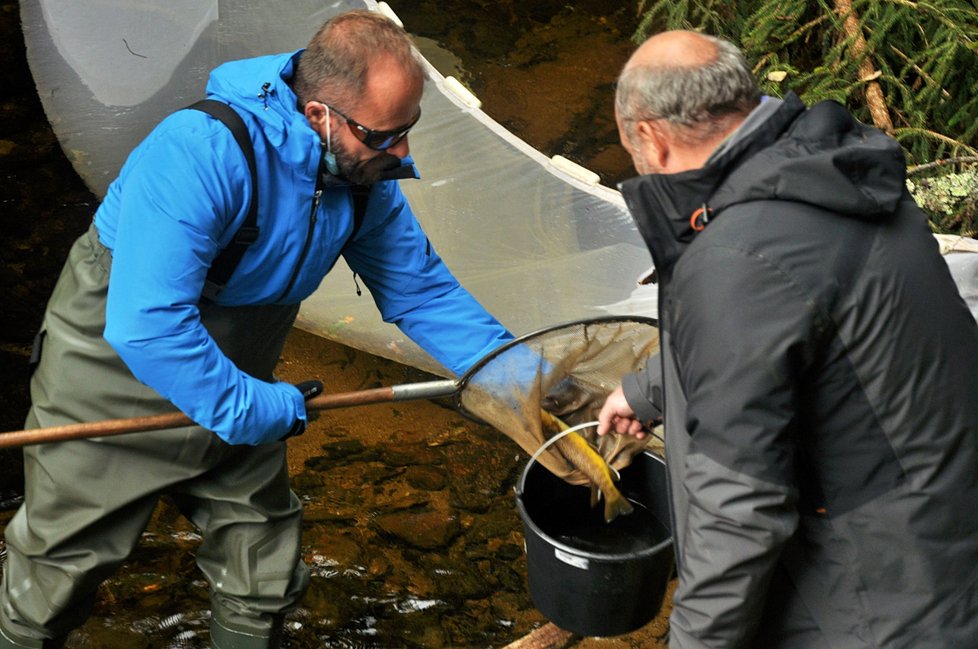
[908,156,978,176]
[633,0,978,168]
[885,43,951,100]
[893,128,978,157]
[881,0,978,47]
[791,13,830,41]
[896,0,977,44]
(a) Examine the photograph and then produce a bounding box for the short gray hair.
[616,34,760,144]
[293,10,426,109]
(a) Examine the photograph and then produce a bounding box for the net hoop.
[523,420,622,482]
[453,315,659,412]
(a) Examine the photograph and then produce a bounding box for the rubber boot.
[210,616,284,649]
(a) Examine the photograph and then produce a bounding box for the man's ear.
[635,119,670,171]
[303,101,329,130]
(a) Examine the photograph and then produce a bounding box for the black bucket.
[515,447,674,637]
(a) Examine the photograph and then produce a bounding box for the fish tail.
[540,410,635,523]
[603,489,635,524]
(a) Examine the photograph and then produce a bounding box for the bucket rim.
[515,449,672,562]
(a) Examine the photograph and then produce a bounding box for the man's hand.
[596,385,646,438]
[294,380,324,401]
[282,380,324,440]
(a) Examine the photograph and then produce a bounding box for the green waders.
[0,225,310,648]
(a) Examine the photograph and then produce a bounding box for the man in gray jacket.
[597,31,978,648]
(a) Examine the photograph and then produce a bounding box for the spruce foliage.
[634,0,978,234]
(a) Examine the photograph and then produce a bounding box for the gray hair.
[616,34,760,145]
[293,10,426,109]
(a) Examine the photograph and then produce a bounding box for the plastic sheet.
[21,0,657,377]
[21,0,977,378]
[300,48,659,375]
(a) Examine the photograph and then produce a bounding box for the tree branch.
[833,0,894,132]
[907,156,978,176]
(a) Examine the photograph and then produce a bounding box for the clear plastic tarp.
[302,33,660,376]
[21,0,658,377]
[20,0,978,377]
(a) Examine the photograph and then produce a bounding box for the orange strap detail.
[690,205,713,232]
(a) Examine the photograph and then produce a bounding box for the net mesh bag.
[455,317,660,485]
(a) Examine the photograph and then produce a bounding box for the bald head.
[293,10,426,109]
[616,31,759,141]
[614,30,760,174]
[624,30,720,74]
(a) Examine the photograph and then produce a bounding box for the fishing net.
[453,316,660,485]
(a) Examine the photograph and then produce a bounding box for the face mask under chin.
[329,142,402,185]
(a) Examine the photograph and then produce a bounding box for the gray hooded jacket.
[620,93,978,648]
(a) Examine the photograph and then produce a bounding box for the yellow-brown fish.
[541,410,634,523]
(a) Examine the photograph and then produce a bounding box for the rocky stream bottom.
[0,328,672,648]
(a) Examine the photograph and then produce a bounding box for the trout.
[540,410,634,523]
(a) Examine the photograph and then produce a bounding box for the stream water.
[0,1,670,646]
[393,0,639,188]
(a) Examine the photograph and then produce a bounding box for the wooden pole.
[502,623,579,649]
[0,381,460,449]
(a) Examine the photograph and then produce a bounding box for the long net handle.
[0,411,196,449]
[0,379,459,449]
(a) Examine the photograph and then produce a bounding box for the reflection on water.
[282,414,533,647]
[545,498,669,556]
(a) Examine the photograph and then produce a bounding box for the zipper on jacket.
[279,182,322,301]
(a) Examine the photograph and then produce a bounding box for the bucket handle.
[527,420,621,481]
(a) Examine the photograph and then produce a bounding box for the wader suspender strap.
[187,99,260,301]
[187,99,372,301]
[349,184,371,242]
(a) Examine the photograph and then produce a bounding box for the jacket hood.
[205,50,320,178]
[206,51,306,132]
[620,93,908,278]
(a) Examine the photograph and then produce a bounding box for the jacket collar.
[619,93,806,283]
[320,155,420,188]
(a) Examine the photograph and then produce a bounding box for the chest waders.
[0,100,384,649]
[0,226,309,648]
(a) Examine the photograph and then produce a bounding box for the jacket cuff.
[621,365,664,424]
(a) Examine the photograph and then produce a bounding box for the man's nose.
[387,136,410,159]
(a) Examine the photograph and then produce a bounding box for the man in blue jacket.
[0,10,511,649]
[598,30,978,648]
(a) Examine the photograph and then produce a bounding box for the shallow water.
[38,331,545,648]
[392,0,639,187]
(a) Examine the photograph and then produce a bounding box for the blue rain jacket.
[96,51,512,445]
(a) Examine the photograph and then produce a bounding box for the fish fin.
[589,484,601,509]
[602,491,635,524]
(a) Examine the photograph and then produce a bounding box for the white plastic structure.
[20,0,658,376]
[19,0,978,376]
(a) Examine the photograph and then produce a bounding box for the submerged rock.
[374,509,462,550]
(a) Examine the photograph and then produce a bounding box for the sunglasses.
[319,101,421,151]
